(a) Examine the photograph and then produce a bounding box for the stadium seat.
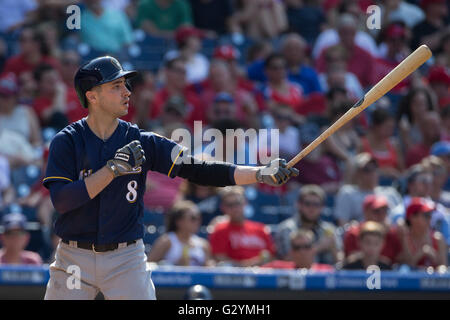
[246,189,282,224]
[143,209,165,226]
[11,165,41,197]
[143,224,165,246]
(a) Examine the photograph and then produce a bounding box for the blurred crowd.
[0,0,449,273]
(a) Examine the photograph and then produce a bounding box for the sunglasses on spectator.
[268,64,285,70]
[300,200,322,208]
[373,207,388,214]
[169,67,186,75]
[291,243,313,251]
[187,215,200,222]
[416,176,432,184]
[422,211,433,220]
[274,114,291,121]
[361,164,378,172]
[223,200,244,207]
[19,36,34,43]
[4,230,27,236]
[432,168,446,176]
[62,59,79,66]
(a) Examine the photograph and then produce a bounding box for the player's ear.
[85,89,98,107]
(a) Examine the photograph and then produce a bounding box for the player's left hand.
[106,140,146,177]
[256,158,299,187]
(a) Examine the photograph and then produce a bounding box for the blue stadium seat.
[0,31,19,57]
[201,38,218,59]
[143,209,165,226]
[143,225,165,246]
[247,190,282,224]
[11,165,41,197]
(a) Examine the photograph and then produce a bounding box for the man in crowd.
[334,152,403,226]
[262,229,334,271]
[209,186,276,267]
[275,184,341,264]
[0,212,42,265]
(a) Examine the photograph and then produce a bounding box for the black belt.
[62,239,137,253]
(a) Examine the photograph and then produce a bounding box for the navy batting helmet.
[74,56,138,108]
[184,285,213,300]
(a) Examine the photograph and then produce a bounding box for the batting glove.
[106,140,146,177]
[256,158,299,187]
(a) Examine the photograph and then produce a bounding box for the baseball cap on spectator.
[406,197,434,222]
[428,66,450,85]
[431,141,450,157]
[384,23,407,40]
[363,194,389,211]
[420,0,446,9]
[1,212,27,233]
[0,73,19,97]
[175,26,205,45]
[214,92,234,104]
[213,45,241,61]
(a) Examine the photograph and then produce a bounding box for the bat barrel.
[286,45,432,169]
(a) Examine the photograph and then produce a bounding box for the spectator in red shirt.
[316,14,376,88]
[212,44,255,93]
[344,194,404,265]
[397,87,436,153]
[31,63,86,129]
[149,57,205,129]
[190,60,259,128]
[261,229,334,271]
[209,186,276,267]
[342,221,392,270]
[0,212,42,265]
[2,27,60,79]
[373,22,412,94]
[405,111,442,168]
[401,197,447,269]
[262,53,305,115]
[360,107,405,180]
[427,66,450,109]
[0,72,42,168]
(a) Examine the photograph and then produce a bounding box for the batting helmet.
[74,56,138,108]
[184,285,213,300]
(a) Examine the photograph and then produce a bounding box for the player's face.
[97,77,131,117]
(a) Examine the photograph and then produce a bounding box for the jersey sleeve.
[43,131,78,188]
[140,131,186,178]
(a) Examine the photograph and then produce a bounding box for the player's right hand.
[106,140,146,177]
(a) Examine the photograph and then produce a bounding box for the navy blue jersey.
[43,118,184,244]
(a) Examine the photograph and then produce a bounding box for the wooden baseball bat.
[286,44,432,169]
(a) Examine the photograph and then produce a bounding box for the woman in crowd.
[396,87,436,153]
[148,201,214,267]
[359,107,404,180]
[400,198,447,269]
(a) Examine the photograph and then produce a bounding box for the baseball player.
[43,56,298,300]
